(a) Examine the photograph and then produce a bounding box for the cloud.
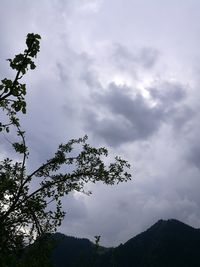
[187,145,200,170]
[181,114,200,171]
[112,43,159,70]
[149,82,186,104]
[84,81,190,147]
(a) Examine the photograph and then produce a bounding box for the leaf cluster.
[0,33,41,133]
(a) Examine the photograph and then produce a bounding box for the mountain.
[104,219,200,267]
[51,233,94,267]
[33,219,200,267]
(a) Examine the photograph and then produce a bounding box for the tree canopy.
[0,33,132,266]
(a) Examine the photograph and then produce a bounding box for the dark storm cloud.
[86,85,163,146]
[85,81,189,146]
[85,114,134,147]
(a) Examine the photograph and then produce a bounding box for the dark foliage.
[0,34,131,266]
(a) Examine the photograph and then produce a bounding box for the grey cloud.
[56,50,95,90]
[169,105,194,132]
[86,114,134,147]
[62,194,88,222]
[85,81,189,147]
[112,43,159,70]
[183,122,200,171]
[188,147,200,171]
[139,47,159,69]
[149,82,186,105]
[149,82,193,132]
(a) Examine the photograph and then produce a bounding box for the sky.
[1,0,200,247]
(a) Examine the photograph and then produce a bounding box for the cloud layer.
[1,0,200,246]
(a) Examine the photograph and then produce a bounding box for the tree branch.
[0,39,34,102]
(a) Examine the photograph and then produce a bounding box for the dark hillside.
[35,219,200,267]
[109,219,200,267]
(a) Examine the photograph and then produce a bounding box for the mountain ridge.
[49,218,200,267]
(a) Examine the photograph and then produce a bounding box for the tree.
[0,34,131,266]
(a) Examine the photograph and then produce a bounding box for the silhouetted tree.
[0,34,131,266]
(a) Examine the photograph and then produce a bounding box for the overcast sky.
[1,0,200,247]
